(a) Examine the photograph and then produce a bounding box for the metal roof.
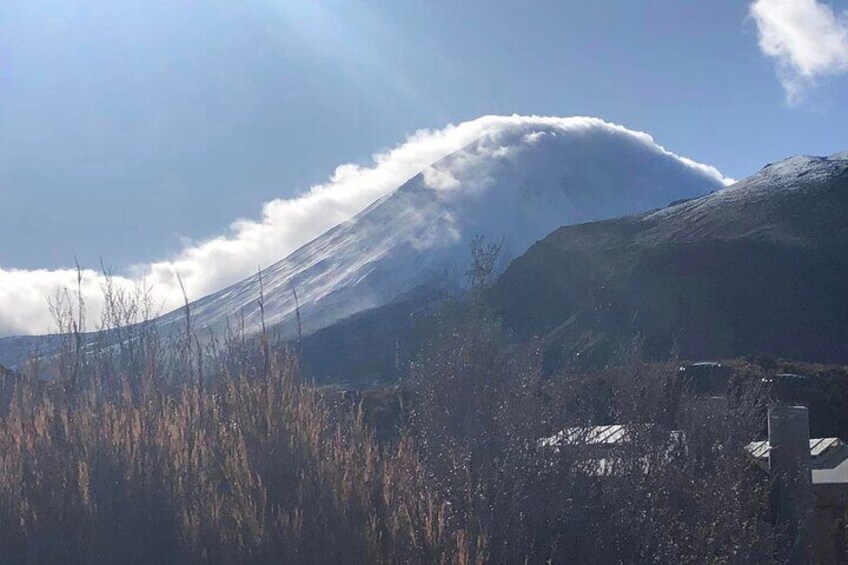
[745,438,844,462]
[540,426,848,485]
[539,425,629,448]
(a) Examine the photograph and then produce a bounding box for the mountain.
[151,117,725,341]
[0,335,46,370]
[492,152,848,368]
[0,116,726,370]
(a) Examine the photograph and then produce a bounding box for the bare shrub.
[407,314,777,563]
[0,282,473,564]
[0,260,780,564]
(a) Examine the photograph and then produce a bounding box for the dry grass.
[0,270,781,564]
[0,340,487,564]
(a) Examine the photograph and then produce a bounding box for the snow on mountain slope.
[642,152,848,245]
[154,116,727,339]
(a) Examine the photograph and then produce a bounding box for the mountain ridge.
[492,152,848,367]
[151,116,726,340]
[0,115,730,369]
[292,151,848,384]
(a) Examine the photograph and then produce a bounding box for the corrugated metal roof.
[747,440,770,459]
[745,438,844,462]
[541,426,848,484]
[811,437,838,457]
[539,425,630,448]
[542,425,683,449]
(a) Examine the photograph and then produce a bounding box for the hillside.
[152,117,724,340]
[0,116,726,370]
[492,153,848,368]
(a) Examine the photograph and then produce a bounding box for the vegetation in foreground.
[0,271,788,564]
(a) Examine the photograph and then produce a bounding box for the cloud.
[750,0,848,105]
[0,115,730,337]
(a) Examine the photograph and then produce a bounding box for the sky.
[1,0,847,335]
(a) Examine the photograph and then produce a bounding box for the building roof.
[746,437,842,460]
[541,424,848,485]
[539,425,629,448]
[746,438,848,484]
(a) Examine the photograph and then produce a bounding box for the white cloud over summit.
[0,115,729,337]
[750,0,848,105]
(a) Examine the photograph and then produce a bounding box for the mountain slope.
[0,116,726,370]
[152,117,726,340]
[492,153,848,367]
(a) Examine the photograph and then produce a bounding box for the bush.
[0,270,779,564]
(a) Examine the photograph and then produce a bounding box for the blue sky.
[0,0,847,334]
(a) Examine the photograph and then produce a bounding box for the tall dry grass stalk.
[0,273,478,565]
[0,265,781,564]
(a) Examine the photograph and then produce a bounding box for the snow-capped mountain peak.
[154,116,727,338]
